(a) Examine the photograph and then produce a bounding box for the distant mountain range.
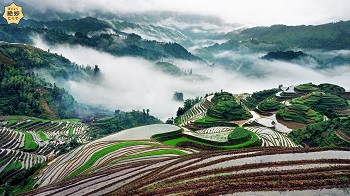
[0,17,202,61]
[207,20,350,51]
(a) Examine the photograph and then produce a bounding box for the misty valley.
[1,5,350,196]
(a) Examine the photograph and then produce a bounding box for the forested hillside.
[218,21,350,51]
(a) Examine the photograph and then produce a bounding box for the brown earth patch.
[276,118,307,130]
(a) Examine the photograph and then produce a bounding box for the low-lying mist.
[33,37,350,120]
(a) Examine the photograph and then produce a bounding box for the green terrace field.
[37,130,50,141]
[243,88,279,109]
[66,141,159,179]
[291,83,350,100]
[27,145,350,195]
[192,116,238,129]
[17,130,39,151]
[294,83,319,93]
[207,92,252,120]
[256,99,282,113]
[34,127,190,189]
[276,103,324,124]
[292,92,349,116]
[153,127,261,150]
[318,83,346,95]
[16,119,50,129]
[289,116,350,148]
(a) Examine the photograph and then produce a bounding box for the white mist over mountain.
[32,37,350,120]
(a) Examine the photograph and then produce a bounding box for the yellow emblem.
[3,3,24,24]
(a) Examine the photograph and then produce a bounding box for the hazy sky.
[6,0,350,26]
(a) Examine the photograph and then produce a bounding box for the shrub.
[228,127,252,144]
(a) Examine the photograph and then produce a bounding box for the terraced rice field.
[245,126,298,147]
[0,148,47,182]
[23,147,350,195]
[184,129,232,142]
[196,126,233,134]
[180,97,213,126]
[0,117,94,186]
[35,139,189,189]
[0,128,25,149]
[3,119,92,156]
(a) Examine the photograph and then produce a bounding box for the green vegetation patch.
[17,119,42,129]
[160,129,261,149]
[195,116,219,123]
[318,83,345,95]
[66,141,158,179]
[294,83,319,93]
[6,120,17,126]
[164,132,260,149]
[292,92,348,117]
[151,130,183,142]
[193,116,238,128]
[37,130,50,141]
[276,104,323,124]
[176,97,202,118]
[228,127,252,144]
[17,130,38,151]
[114,149,186,163]
[243,89,278,109]
[289,117,350,148]
[155,62,185,76]
[207,92,252,120]
[56,119,80,123]
[164,137,191,146]
[257,99,282,112]
[69,129,74,136]
[0,163,45,196]
[90,110,161,138]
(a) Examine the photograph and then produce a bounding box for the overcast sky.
[5,0,350,26]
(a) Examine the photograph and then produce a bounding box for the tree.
[173,91,184,102]
[94,65,100,76]
[127,33,142,41]
[165,118,174,124]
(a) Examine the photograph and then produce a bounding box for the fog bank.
[33,38,350,120]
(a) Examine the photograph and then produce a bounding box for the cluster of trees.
[0,163,43,196]
[243,89,278,109]
[176,96,202,117]
[0,64,45,116]
[173,92,184,102]
[261,51,307,61]
[0,44,106,119]
[90,109,161,138]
